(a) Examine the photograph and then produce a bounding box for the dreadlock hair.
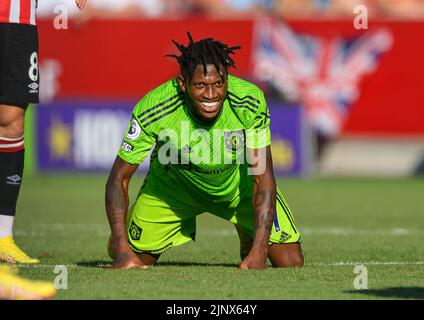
[166,32,241,81]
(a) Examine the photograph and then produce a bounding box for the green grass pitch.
[9,174,424,299]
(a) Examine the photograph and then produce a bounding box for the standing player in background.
[0,0,87,264]
[106,33,304,270]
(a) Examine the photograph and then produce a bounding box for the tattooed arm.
[105,156,145,269]
[239,146,276,270]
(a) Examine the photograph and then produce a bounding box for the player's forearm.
[105,177,130,252]
[250,147,276,254]
[252,189,276,252]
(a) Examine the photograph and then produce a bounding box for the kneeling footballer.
[105,33,304,270]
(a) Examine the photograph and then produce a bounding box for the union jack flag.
[253,20,393,137]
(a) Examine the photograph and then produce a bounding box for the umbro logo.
[28,82,39,90]
[28,82,39,93]
[6,175,21,185]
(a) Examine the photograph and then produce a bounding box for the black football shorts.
[0,22,39,106]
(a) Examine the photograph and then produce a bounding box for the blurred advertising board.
[268,104,312,176]
[36,103,312,176]
[36,101,137,172]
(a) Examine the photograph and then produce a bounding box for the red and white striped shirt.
[0,0,37,26]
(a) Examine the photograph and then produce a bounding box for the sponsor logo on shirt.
[156,122,266,175]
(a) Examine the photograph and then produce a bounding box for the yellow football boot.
[0,236,39,264]
[0,265,56,300]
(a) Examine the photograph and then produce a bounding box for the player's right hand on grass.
[112,251,148,270]
[239,257,267,270]
[239,247,268,270]
[108,236,148,270]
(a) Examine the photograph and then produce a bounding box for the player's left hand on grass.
[75,0,87,9]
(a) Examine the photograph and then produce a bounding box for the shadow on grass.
[345,287,424,299]
[157,261,238,268]
[77,260,112,268]
[77,260,238,268]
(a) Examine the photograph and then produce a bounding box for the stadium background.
[30,1,424,178]
[16,0,424,300]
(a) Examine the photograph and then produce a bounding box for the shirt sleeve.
[245,90,271,149]
[117,114,156,165]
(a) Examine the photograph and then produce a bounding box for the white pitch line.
[299,227,423,236]
[13,263,110,269]
[201,228,424,237]
[13,224,424,237]
[310,261,424,266]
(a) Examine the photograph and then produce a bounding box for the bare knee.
[268,243,305,268]
[136,252,160,266]
[272,252,304,268]
[0,104,26,138]
[282,250,304,268]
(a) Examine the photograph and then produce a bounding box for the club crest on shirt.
[126,118,142,140]
[224,130,245,151]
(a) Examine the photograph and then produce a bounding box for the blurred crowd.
[37,0,424,20]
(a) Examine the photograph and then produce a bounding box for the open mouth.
[200,101,221,113]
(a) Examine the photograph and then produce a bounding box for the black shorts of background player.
[0,22,39,263]
[0,0,87,264]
